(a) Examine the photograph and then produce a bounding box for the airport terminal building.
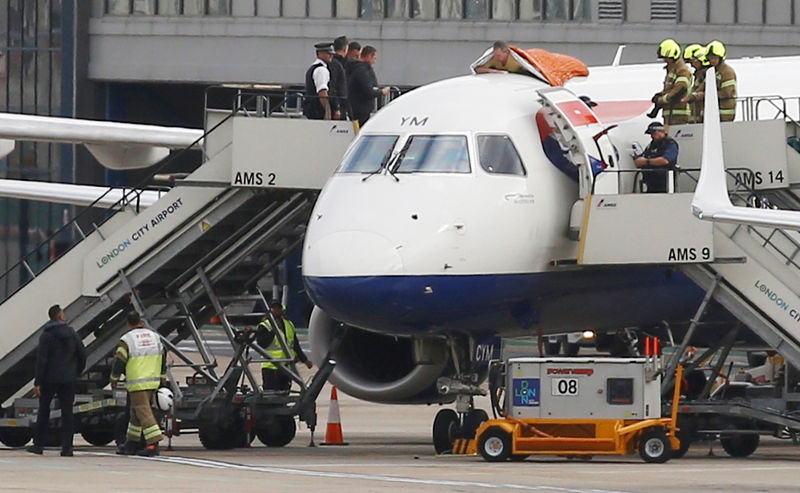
[0,0,799,294]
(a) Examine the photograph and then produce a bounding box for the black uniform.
[638,136,679,193]
[348,61,383,126]
[33,320,86,453]
[303,59,330,120]
[330,54,348,118]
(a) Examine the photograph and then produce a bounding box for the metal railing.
[0,92,271,306]
[737,95,800,138]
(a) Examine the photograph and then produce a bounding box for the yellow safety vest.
[121,328,164,391]
[258,318,296,370]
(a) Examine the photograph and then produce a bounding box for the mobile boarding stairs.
[540,87,800,453]
[0,87,355,449]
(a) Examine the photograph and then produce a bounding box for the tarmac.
[3,383,800,493]
[3,334,800,492]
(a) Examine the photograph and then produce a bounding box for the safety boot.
[136,443,159,457]
[116,439,141,455]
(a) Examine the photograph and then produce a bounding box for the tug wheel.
[478,426,512,462]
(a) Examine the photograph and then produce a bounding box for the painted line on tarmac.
[81,452,632,493]
[589,464,800,474]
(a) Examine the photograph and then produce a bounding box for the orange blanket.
[510,47,589,86]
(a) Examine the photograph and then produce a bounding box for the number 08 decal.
[551,378,579,396]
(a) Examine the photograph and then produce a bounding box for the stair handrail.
[0,93,268,305]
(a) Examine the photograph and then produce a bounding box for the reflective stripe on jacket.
[258,319,297,370]
[121,328,164,391]
[660,59,692,125]
[716,61,737,122]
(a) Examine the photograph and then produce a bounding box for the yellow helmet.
[657,39,681,60]
[696,46,711,67]
[683,43,703,61]
[706,40,727,60]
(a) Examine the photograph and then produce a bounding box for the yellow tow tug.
[469,356,682,463]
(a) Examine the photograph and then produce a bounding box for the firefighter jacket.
[111,328,165,391]
[686,67,708,123]
[715,61,737,122]
[658,59,692,125]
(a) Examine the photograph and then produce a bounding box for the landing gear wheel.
[432,409,459,454]
[720,433,759,457]
[464,409,489,437]
[255,415,296,447]
[639,429,672,463]
[81,429,115,446]
[0,428,32,447]
[479,426,512,462]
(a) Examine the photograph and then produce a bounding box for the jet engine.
[308,307,455,404]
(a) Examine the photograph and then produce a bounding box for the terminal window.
[606,378,634,405]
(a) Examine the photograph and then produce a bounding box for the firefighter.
[256,300,312,392]
[706,40,737,122]
[680,44,710,123]
[111,311,166,457]
[650,39,692,126]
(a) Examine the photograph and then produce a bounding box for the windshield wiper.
[362,149,401,182]
[361,151,394,182]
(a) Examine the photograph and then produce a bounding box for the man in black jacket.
[347,45,390,127]
[330,35,349,120]
[27,304,86,456]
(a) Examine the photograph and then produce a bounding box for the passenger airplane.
[1,51,799,454]
[300,52,800,452]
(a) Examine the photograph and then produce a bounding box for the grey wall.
[87,1,800,87]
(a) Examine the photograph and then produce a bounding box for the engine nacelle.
[308,307,455,404]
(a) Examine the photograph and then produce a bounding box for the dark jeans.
[35,381,76,451]
[642,167,669,193]
[261,368,291,391]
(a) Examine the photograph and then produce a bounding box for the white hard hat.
[154,388,174,411]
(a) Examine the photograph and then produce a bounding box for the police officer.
[634,122,679,193]
[256,300,312,392]
[680,44,709,123]
[111,311,166,457]
[706,40,737,122]
[303,42,336,120]
[650,39,692,126]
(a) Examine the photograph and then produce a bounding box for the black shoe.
[60,449,73,457]
[26,445,43,455]
[116,440,141,456]
[136,443,159,457]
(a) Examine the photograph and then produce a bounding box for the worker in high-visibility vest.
[110,311,166,457]
[650,39,692,126]
[706,40,737,122]
[255,300,312,391]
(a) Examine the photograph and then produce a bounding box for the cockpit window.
[393,135,470,173]
[338,135,399,173]
[477,135,526,176]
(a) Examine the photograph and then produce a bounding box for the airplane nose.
[304,230,404,277]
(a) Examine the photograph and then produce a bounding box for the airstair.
[536,83,800,368]
[575,113,800,365]
[0,88,354,447]
[553,93,800,453]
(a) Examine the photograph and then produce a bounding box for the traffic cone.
[321,386,348,446]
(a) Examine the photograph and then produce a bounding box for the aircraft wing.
[0,112,203,170]
[691,67,800,231]
[0,178,161,208]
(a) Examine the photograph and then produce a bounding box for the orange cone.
[321,386,348,446]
